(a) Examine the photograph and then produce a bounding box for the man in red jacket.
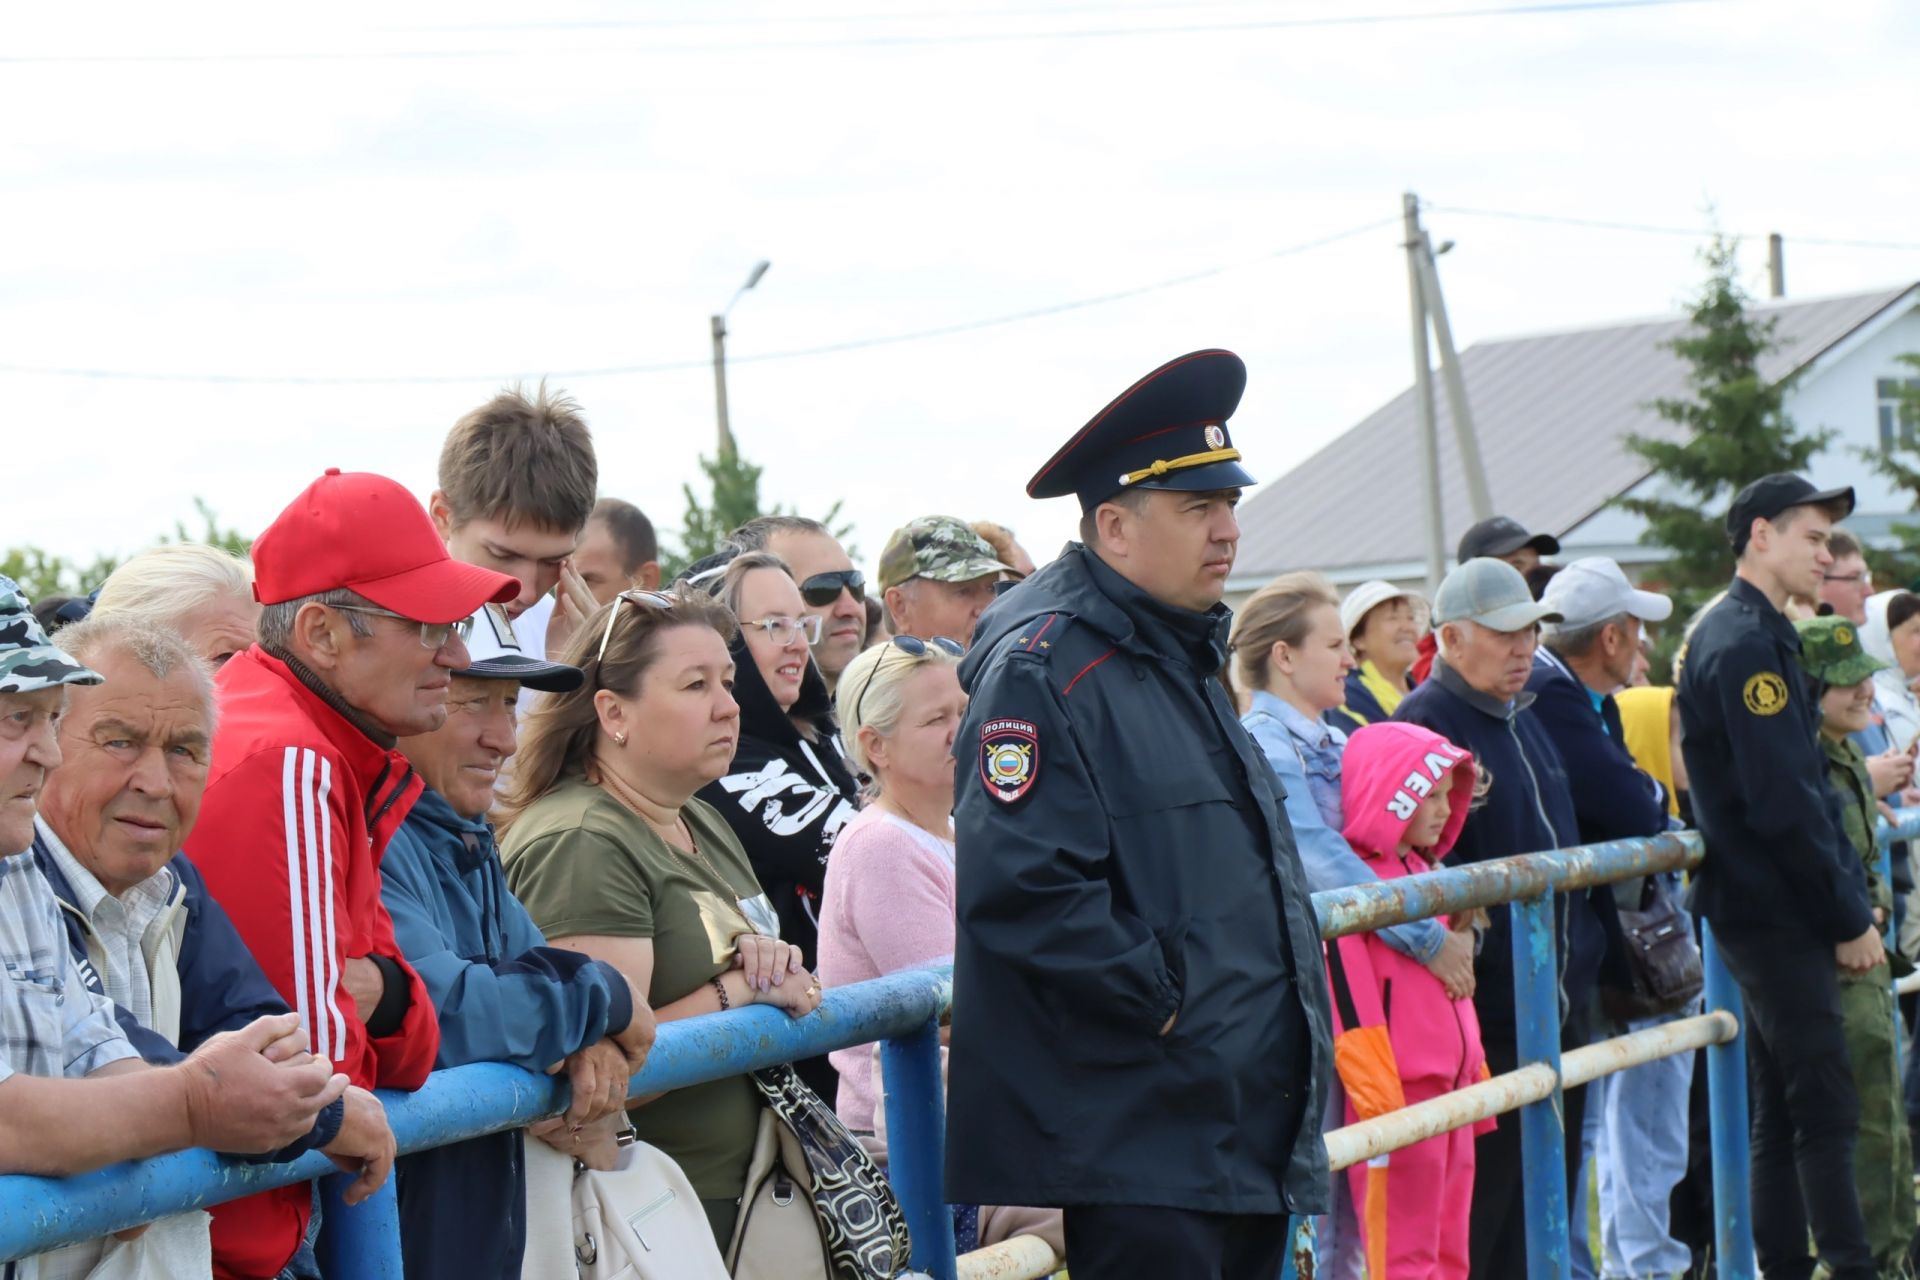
[189,469,518,1279]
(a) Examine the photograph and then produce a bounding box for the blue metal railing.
[19,812,1917,1278]
[0,966,957,1277]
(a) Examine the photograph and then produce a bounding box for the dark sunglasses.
[800,569,865,607]
[850,635,964,727]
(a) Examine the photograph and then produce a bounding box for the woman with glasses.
[695,552,862,1100]
[498,587,824,1249]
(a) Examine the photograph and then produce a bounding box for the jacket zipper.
[1507,717,1571,1018]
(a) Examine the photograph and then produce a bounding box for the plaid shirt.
[0,847,138,1086]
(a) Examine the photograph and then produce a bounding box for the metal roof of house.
[1233,285,1919,586]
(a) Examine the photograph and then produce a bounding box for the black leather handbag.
[1600,875,1705,1021]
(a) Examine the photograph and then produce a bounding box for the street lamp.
[710,260,771,456]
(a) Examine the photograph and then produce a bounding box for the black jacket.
[1393,657,1601,1044]
[945,545,1333,1215]
[1678,576,1872,943]
[697,642,860,969]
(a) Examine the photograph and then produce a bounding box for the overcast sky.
[6,0,1918,577]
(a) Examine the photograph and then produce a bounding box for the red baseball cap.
[252,469,519,624]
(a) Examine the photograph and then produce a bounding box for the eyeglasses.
[742,614,824,647]
[332,605,474,650]
[799,569,865,607]
[1823,571,1871,586]
[595,589,676,667]
[850,635,964,728]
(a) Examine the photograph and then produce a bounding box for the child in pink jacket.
[1330,721,1489,1280]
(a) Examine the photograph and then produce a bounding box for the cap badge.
[1743,671,1789,717]
[1834,624,1855,648]
[980,718,1039,804]
[1204,424,1227,449]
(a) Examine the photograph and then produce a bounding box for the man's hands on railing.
[1837,925,1885,975]
[322,1086,396,1205]
[1425,927,1477,1001]
[181,1013,350,1154]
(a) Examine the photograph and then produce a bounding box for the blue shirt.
[1241,689,1444,963]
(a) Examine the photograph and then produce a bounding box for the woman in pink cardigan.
[817,635,1064,1258]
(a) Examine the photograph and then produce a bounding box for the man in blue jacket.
[380,628,656,1280]
[1393,556,1596,1280]
[1531,557,1687,1280]
[34,610,395,1277]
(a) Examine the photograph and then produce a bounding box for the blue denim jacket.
[1242,690,1444,962]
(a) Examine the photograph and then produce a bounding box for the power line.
[0,0,1723,64]
[0,216,1402,387]
[1428,203,1920,252]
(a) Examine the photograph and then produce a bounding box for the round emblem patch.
[1204,424,1227,450]
[1834,624,1855,647]
[1743,671,1789,716]
[979,718,1039,804]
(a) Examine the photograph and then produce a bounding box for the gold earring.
[613,731,628,746]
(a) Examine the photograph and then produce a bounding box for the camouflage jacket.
[1820,731,1891,916]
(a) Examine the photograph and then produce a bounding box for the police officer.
[945,350,1332,1278]
[1678,472,1881,1280]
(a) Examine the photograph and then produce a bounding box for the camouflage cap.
[1795,615,1887,687]
[0,576,103,694]
[877,516,1012,591]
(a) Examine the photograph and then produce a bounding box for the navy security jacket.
[946,544,1333,1217]
[379,785,634,1280]
[1678,576,1872,943]
[1392,657,1600,1045]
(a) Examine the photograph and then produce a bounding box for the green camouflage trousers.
[1840,961,1916,1277]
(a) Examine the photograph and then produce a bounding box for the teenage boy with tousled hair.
[429,382,601,662]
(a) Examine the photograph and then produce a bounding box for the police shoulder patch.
[980,717,1039,804]
[1743,670,1789,716]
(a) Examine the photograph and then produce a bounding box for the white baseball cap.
[1541,557,1673,629]
[1340,580,1418,640]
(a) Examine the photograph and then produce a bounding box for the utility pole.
[710,260,772,456]
[1413,227,1492,523]
[1767,233,1786,299]
[1406,193,1446,594]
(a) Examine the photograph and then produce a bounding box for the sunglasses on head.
[595,589,677,668]
[800,569,865,607]
[850,634,964,726]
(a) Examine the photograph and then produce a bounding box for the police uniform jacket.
[945,544,1333,1216]
[1678,576,1873,943]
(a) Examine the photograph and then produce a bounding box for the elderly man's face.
[176,591,260,668]
[399,676,518,822]
[317,606,470,738]
[887,576,1000,651]
[1445,619,1539,702]
[41,649,210,895]
[1820,554,1872,626]
[0,689,66,857]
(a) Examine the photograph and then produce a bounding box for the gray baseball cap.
[1434,558,1563,632]
[1541,557,1673,630]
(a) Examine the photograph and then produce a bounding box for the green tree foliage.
[1615,234,1832,669]
[1,498,253,605]
[663,444,855,581]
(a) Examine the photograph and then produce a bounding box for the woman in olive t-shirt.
[499,590,826,1248]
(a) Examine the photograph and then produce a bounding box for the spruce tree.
[1615,235,1831,622]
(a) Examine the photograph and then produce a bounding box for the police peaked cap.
[1027,349,1258,511]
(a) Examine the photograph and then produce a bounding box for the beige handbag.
[522,1128,730,1280]
[725,1108,834,1280]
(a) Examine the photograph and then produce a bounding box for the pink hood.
[1340,721,1475,862]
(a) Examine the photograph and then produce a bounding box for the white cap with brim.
[1541,557,1674,630]
[462,603,585,693]
[1340,580,1417,639]
[1434,558,1563,632]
